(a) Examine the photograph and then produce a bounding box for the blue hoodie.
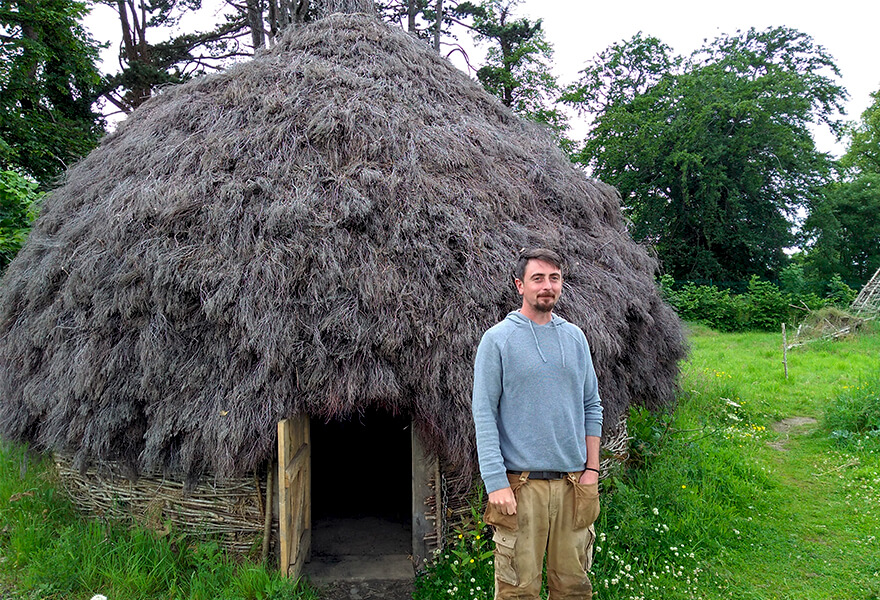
[472,311,603,494]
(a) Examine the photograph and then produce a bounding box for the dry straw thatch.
[0,12,686,485]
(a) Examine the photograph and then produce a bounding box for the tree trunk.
[433,0,441,52]
[268,0,278,39]
[293,0,310,23]
[314,0,375,17]
[407,0,416,32]
[278,0,291,29]
[115,0,151,110]
[19,16,39,111]
[246,0,265,49]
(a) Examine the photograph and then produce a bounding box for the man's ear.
[514,277,524,295]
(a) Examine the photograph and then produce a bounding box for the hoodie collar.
[505,311,567,367]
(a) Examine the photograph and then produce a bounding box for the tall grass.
[0,443,318,600]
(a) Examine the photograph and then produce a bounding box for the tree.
[801,86,880,289]
[100,0,401,113]
[0,0,105,186]
[452,0,568,143]
[374,0,441,46]
[565,27,846,282]
[99,0,262,113]
[802,173,880,287]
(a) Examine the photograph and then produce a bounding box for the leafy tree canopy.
[564,27,847,282]
[452,0,568,145]
[801,85,880,289]
[0,0,105,186]
[840,88,880,175]
[802,172,880,288]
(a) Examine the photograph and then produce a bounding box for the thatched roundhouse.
[0,9,685,575]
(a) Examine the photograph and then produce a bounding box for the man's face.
[515,259,562,314]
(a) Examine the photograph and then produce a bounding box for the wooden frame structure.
[852,267,880,316]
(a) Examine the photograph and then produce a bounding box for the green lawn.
[677,323,880,600]
[586,323,880,600]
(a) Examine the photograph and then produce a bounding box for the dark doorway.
[308,409,413,582]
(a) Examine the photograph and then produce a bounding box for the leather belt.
[507,470,567,480]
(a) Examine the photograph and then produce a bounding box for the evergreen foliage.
[453,0,569,146]
[96,0,264,113]
[0,0,105,186]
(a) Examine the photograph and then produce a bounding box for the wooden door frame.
[411,426,441,567]
[277,415,311,578]
[277,415,440,576]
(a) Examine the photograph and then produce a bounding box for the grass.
[0,443,319,600]
[3,322,879,599]
[416,321,880,600]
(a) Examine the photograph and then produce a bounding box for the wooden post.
[411,425,439,569]
[261,464,274,564]
[278,416,311,577]
[782,323,788,380]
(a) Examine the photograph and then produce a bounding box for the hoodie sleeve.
[471,330,510,494]
[582,335,604,438]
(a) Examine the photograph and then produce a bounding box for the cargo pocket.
[572,481,600,530]
[483,475,526,531]
[582,524,596,572]
[492,529,519,586]
[484,503,518,531]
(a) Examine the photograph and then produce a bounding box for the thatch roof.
[0,13,686,483]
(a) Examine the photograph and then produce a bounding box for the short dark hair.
[514,248,563,281]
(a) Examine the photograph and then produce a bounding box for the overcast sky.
[85,0,878,155]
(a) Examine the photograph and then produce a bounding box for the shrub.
[669,282,747,332]
[826,274,857,307]
[779,263,807,296]
[824,381,880,439]
[659,276,849,332]
[0,170,42,272]
[626,405,672,469]
[744,276,788,331]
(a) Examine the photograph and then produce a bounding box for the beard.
[533,294,557,312]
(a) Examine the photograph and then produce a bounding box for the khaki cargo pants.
[484,472,599,600]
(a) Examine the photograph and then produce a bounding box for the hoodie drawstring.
[528,318,566,367]
[528,320,548,363]
[556,324,566,368]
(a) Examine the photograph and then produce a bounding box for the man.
[472,248,603,599]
